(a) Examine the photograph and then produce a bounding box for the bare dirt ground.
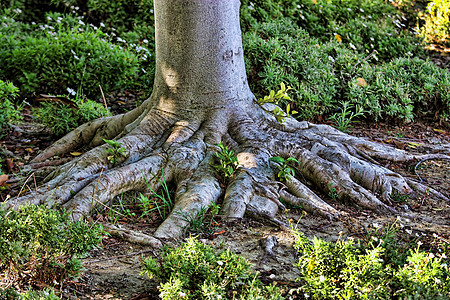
[2,117,447,299]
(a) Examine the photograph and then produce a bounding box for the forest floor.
[1,108,449,299]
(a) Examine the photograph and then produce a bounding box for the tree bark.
[6,0,449,241]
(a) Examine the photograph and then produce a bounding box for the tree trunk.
[7,0,449,240]
[153,0,252,114]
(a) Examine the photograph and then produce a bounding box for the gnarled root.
[6,101,449,240]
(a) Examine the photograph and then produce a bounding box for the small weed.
[211,142,238,182]
[328,182,339,201]
[138,169,173,221]
[390,190,410,203]
[396,132,404,138]
[257,82,292,106]
[269,156,298,181]
[176,202,221,236]
[329,101,365,133]
[257,83,297,124]
[103,139,127,165]
[142,237,283,299]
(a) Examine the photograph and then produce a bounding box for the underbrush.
[0,11,151,100]
[0,204,104,296]
[244,19,450,122]
[142,237,283,300]
[0,80,22,137]
[33,96,111,136]
[293,223,450,299]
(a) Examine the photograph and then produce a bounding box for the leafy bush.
[348,57,450,121]
[143,237,283,300]
[0,204,104,286]
[293,228,450,299]
[243,20,341,120]
[0,80,22,137]
[34,96,111,136]
[0,13,143,99]
[0,287,59,300]
[419,0,450,45]
[240,0,424,62]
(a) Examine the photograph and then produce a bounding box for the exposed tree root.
[102,223,163,248]
[6,101,450,240]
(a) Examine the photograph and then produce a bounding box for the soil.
[1,111,449,299]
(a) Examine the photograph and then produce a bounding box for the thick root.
[7,103,450,240]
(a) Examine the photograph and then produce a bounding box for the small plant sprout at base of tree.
[329,101,366,133]
[103,139,127,165]
[175,202,221,237]
[269,156,299,182]
[210,142,239,182]
[256,83,297,124]
[138,169,173,221]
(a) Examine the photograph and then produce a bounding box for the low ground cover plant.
[293,225,450,299]
[0,204,104,292]
[349,57,450,122]
[0,287,59,300]
[244,19,450,122]
[34,96,111,136]
[0,12,147,100]
[0,80,22,137]
[142,237,283,300]
[419,0,450,45]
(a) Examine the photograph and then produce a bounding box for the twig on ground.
[260,235,278,265]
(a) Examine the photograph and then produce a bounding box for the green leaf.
[269,156,285,164]
[286,157,299,163]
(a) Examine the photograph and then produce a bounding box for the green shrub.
[0,13,143,99]
[143,237,283,300]
[34,96,111,136]
[0,80,22,137]
[243,20,341,120]
[0,287,59,300]
[348,57,450,121]
[240,0,424,62]
[419,0,450,45]
[293,228,450,299]
[0,204,104,286]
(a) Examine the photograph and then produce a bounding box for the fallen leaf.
[25,148,34,153]
[335,34,342,43]
[356,77,367,87]
[0,174,9,186]
[6,159,14,172]
[433,128,445,134]
[212,230,226,236]
[407,142,422,148]
[70,152,83,156]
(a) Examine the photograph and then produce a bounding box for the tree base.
[6,99,449,239]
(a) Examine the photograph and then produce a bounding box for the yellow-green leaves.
[256,83,297,124]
